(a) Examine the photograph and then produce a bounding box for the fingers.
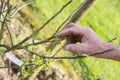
[64,43,87,53]
[66,36,76,44]
[66,36,73,44]
[58,24,86,38]
[64,23,77,29]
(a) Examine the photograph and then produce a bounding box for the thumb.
[64,43,86,53]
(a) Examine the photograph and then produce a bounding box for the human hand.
[58,23,114,55]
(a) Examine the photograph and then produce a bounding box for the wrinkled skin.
[58,23,120,61]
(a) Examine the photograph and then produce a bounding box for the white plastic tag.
[6,52,24,66]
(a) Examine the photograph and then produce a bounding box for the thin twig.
[51,46,63,57]
[24,47,114,59]
[0,44,10,49]
[10,0,35,17]
[0,0,6,12]
[90,48,115,56]
[0,0,8,42]
[108,37,117,43]
[23,36,55,48]
[5,23,13,46]
[0,0,12,43]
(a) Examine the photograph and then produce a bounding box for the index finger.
[57,24,86,38]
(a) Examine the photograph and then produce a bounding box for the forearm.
[94,46,120,61]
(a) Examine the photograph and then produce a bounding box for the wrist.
[93,43,120,61]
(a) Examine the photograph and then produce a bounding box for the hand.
[58,23,114,55]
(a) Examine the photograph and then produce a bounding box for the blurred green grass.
[29,0,120,80]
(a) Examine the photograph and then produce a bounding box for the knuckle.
[68,27,76,33]
[85,27,93,33]
[68,45,73,51]
[69,23,75,26]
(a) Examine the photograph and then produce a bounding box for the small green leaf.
[55,37,63,44]
[0,48,5,56]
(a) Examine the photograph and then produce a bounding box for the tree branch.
[0,44,10,49]
[0,0,8,43]
[23,36,55,48]
[0,0,12,43]
[5,23,13,46]
[20,9,73,48]
[5,0,73,52]
[24,47,114,59]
